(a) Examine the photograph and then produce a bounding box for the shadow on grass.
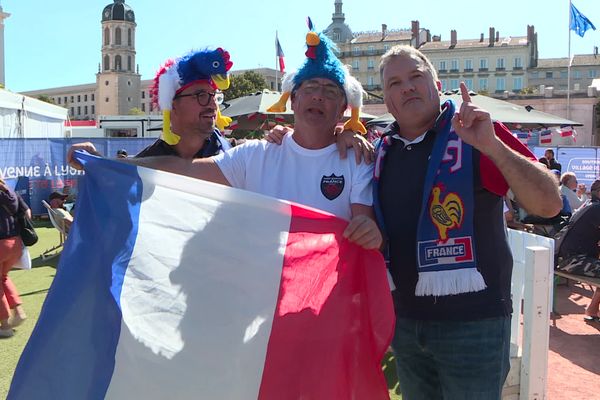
[382,351,401,397]
[19,288,52,297]
[31,255,60,269]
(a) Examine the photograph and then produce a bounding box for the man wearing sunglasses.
[136,48,237,160]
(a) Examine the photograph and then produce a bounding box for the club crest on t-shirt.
[321,174,345,200]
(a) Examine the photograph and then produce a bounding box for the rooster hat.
[268,17,366,134]
[151,48,233,145]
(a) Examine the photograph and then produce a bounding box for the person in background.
[116,149,128,159]
[48,191,74,234]
[538,149,562,172]
[560,172,586,212]
[0,178,27,338]
[556,179,600,323]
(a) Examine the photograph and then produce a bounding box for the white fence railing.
[506,229,554,400]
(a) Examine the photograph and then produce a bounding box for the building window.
[128,28,132,46]
[77,106,81,115]
[368,76,375,87]
[92,105,95,114]
[450,79,459,90]
[57,97,61,104]
[92,94,95,101]
[383,44,390,52]
[115,27,121,45]
[104,27,109,46]
[141,91,145,99]
[546,71,553,79]
[573,70,581,79]
[496,58,505,69]
[590,70,598,78]
[479,58,488,70]
[128,56,132,71]
[64,96,67,103]
[560,70,568,79]
[464,59,473,71]
[496,77,505,91]
[464,79,473,89]
[513,77,523,91]
[84,106,88,115]
[440,79,448,91]
[84,94,88,101]
[367,45,375,55]
[367,59,374,70]
[127,97,131,102]
[115,55,122,71]
[514,57,523,68]
[353,47,360,56]
[70,107,74,115]
[105,97,109,102]
[479,78,488,90]
[450,59,459,71]
[70,96,74,102]
[352,60,359,70]
[77,95,81,102]
[127,80,131,86]
[104,55,110,71]
[530,71,539,79]
[332,31,340,41]
[141,103,145,112]
[439,60,447,71]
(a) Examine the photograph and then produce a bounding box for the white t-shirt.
[213,133,373,220]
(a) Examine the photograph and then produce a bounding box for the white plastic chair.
[41,200,68,260]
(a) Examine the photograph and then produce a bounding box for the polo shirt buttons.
[406,146,412,151]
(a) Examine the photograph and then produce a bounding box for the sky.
[3,0,600,93]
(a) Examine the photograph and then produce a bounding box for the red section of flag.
[541,137,552,144]
[276,36,285,73]
[561,129,573,137]
[258,205,394,400]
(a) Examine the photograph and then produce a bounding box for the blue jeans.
[391,317,511,400]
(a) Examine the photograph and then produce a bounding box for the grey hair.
[379,45,438,85]
[560,172,577,186]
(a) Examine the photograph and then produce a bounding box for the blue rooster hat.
[267,18,366,134]
[152,48,234,144]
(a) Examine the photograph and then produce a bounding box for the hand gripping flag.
[570,3,596,37]
[8,153,394,400]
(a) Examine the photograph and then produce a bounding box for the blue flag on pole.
[570,3,596,37]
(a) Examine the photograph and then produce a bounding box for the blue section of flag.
[8,153,143,400]
[570,3,596,38]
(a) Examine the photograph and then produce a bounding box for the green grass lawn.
[0,221,402,399]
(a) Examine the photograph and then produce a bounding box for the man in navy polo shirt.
[374,45,562,399]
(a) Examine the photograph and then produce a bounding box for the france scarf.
[374,100,487,296]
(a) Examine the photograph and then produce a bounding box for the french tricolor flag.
[540,129,552,144]
[9,153,394,400]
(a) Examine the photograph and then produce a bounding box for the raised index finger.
[460,81,471,103]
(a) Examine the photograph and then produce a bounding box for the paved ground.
[548,281,600,400]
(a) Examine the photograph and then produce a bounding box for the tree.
[224,71,267,101]
[37,95,55,104]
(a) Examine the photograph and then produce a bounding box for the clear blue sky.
[4,0,599,92]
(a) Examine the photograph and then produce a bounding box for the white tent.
[0,89,68,138]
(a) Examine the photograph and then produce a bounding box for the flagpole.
[275,31,279,92]
[567,0,572,119]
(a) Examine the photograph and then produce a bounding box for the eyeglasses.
[299,82,344,100]
[174,90,224,106]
